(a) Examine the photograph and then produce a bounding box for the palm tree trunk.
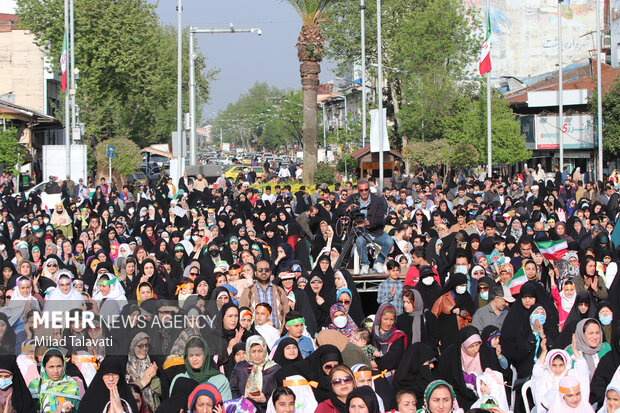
[301,61,320,184]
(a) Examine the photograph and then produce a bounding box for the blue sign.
[106,145,116,158]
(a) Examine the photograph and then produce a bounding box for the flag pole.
[63,0,71,178]
[486,0,492,178]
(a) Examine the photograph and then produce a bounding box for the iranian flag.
[507,266,527,295]
[479,12,491,75]
[536,239,568,261]
[60,30,68,91]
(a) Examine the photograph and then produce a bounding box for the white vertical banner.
[369,108,389,152]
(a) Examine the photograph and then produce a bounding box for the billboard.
[611,0,620,67]
[468,0,598,77]
[534,114,595,150]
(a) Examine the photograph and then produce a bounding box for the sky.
[152,0,335,120]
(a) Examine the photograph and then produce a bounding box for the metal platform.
[351,273,388,293]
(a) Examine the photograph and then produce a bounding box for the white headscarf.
[92,272,126,302]
[44,270,83,313]
[0,276,38,326]
[265,374,317,413]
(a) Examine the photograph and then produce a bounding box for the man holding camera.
[347,179,394,274]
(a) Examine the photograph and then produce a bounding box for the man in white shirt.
[261,186,277,204]
[278,165,291,181]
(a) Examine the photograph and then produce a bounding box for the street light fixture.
[188,25,262,165]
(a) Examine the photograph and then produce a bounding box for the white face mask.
[43,218,50,224]
[456,285,467,295]
[455,265,468,275]
[333,316,348,329]
[184,235,191,241]
[128,208,135,215]
[192,235,199,242]
[421,277,434,286]
[178,291,191,303]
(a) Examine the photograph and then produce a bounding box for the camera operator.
[346,179,394,274]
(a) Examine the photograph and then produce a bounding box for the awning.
[141,147,174,159]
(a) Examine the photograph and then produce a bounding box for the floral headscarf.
[328,303,358,339]
[244,335,277,397]
[27,348,80,412]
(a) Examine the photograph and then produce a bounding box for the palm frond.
[282,0,337,25]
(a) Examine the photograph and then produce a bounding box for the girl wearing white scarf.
[0,276,39,328]
[44,270,84,313]
[532,347,589,411]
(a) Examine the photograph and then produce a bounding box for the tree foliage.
[0,128,21,175]
[16,0,216,147]
[322,0,479,144]
[95,137,142,181]
[444,82,530,165]
[403,139,450,167]
[590,78,620,155]
[313,162,337,185]
[212,83,303,151]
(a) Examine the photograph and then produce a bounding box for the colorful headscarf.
[328,303,358,339]
[423,380,456,413]
[245,335,277,397]
[188,383,222,412]
[28,348,80,412]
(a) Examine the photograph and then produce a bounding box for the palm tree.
[284,0,335,184]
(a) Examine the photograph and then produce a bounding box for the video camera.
[347,206,366,223]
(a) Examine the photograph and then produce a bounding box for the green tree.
[0,128,20,175]
[16,0,215,148]
[283,0,338,184]
[95,138,142,184]
[322,0,478,146]
[403,138,450,168]
[444,82,530,166]
[213,84,303,151]
[590,78,620,155]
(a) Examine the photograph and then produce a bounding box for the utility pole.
[361,0,367,147]
[486,0,492,178]
[69,0,76,145]
[188,25,261,165]
[558,0,564,172]
[189,28,196,165]
[377,0,384,190]
[177,0,183,178]
[64,0,71,178]
[596,0,604,181]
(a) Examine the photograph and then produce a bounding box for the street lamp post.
[558,0,564,172]
[177,0,183,178]
[377,0,384,190]
[596,0,603,180]
[360,0,367,147]
[188,25,262,165]
[64,0,71,177]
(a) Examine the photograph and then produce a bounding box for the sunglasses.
[189,271,199,276]
[338,299,351,305]
[256,268,270,273]
[47,263,58,268]
[358,188,369,192]
[136,343,150,350]
[331,376,353,386]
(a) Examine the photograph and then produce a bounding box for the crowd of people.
[0,162,618,413]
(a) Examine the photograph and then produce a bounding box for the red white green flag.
[535,239,568,261]
[507,266,527,295]
[479,12,492,75]
[60,30,68,91]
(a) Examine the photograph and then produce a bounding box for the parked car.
[224,165,266,181]
[127,172,147,186]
